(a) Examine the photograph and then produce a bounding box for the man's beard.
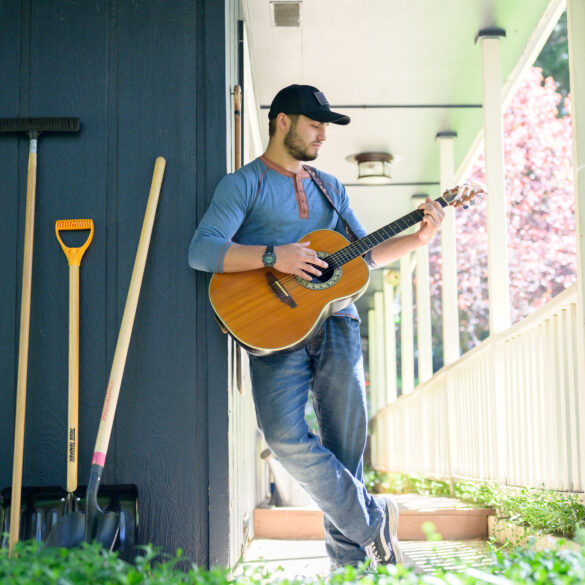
[284,123,319,161]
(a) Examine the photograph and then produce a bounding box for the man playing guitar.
[189,84,445,570]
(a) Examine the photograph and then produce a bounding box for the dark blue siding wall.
[0,0,229,564]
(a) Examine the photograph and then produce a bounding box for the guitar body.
[207,183,482,356]
[209,229,370,355]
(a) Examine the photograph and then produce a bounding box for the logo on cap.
[313,91,329,107]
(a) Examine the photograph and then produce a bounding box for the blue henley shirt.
[189,155,376,321]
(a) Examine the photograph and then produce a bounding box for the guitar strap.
[303,165,359,243]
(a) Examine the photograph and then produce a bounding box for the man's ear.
[276,112,290,133]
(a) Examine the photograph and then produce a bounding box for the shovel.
[45,156,166,552]
[55,218,94,511]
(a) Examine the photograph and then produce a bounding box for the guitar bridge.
[265,271,297,308]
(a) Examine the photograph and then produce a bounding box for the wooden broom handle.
[9,145,37,554]
[91,157,166,466]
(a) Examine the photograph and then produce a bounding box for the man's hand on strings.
[275,241,328,280]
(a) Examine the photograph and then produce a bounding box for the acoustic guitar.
[209,184,482,356]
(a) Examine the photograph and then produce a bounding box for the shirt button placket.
[296,177,308,218]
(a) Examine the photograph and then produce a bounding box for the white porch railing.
[370,283,585,492]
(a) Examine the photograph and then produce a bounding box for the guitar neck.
[327,195,448,267]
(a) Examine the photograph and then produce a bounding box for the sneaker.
[364,495,403,568]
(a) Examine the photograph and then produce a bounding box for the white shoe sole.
[381,494,403,565]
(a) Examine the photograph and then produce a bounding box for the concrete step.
[254,505,324,540]
[254,493,494,541]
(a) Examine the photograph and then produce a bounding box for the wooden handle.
[233,86,244,394]
[91,157,166,466]
[55,219,94,492]
[234,85,242,170]
[9,147,37,554]
[67,265,80,493]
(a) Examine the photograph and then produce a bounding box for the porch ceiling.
[242,0,561,312]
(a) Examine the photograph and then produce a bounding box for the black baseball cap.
[268,84,351,125]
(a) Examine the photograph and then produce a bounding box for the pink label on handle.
[92,452,106,466]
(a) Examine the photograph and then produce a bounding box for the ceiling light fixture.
[347,152,394,185]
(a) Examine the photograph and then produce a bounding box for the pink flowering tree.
[428,67,576,364]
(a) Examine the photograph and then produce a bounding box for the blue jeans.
[249,316,383,568]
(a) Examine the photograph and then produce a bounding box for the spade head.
[45,508,120,550]
[45,466,121,552]
[45,511,85,548]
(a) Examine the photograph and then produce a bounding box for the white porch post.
[437,131,460,365]
[413,196,434,382]
[567,0,585,484]
[383,270,399,403]
[367,309,379,417]
[478,29,511,334]
[477,28,510,484]
[400,254,415,394]
[374,291,386,408]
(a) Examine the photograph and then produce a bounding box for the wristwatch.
[262,245,276,267]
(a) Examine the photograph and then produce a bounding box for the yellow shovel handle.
[55,218,94,493]
[55,219,94,266]
[67,264,80,492]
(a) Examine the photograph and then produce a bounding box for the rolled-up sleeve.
[189,173,249,273]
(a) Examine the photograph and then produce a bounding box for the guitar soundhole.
[295,251,342,290]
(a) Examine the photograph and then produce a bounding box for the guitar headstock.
[442,183,485,209]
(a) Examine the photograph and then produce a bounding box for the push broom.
[0,117,80,554]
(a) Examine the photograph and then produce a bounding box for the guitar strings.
[269,213,421,294]
[269,195,452,295]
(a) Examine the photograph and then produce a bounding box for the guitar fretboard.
[325,197,448,267]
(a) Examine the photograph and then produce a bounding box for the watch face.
[263,247,276,266]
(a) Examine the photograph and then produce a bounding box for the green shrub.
[365,470,452,498]
[367,471,585,538]
[452,481,585,538]
[3,540,585,585]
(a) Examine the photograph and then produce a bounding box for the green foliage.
[492,546,585,585]
[4,540,585,585]
[0,541,219,585]
[535,10,570,101]
[451,481,585,538]
[366,470,585,538]
[364,469,451,498]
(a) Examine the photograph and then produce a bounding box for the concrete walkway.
[236,539,330,579]
[238,493,495,579]
[236,537,493,580]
